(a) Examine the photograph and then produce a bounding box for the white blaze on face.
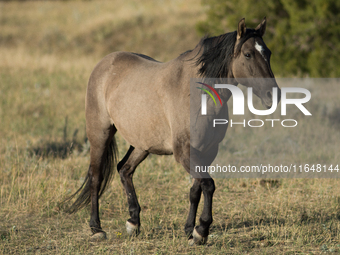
[255,41,266,61]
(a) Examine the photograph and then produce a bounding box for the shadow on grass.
[29,116,89,159]
[30,140,85,159]
[210,210,340,235]
[329,107,340,127]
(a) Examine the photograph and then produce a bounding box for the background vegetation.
[1,0,340,254]
[198,0,340,77]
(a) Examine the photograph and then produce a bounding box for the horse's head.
[231,17,281,108]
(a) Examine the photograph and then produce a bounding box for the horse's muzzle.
[263,86,281,109]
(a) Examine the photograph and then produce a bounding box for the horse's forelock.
[234,29,263,56]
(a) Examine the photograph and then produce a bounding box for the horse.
[64,17,281,245]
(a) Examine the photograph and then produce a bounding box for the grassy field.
[1,1,340,254]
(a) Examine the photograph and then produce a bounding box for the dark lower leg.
[184,179,202,238]
[120,167,141,226]
[118,149,148,229]
[195,178,215,237]
[89,164,103,234]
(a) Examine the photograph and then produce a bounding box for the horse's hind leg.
[84,112,117,240]
[89,127,117,240]
[65,119,116,241]
[117,146,148,235]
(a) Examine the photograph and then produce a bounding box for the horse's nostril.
[267,91,272,99]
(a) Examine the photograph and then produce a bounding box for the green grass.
[1,1,340,254]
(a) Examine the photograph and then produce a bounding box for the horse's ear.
[255,17,266,37]
[237,18,247,39]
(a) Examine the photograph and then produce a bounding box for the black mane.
[196,29,262,78]
[132,52,160,62]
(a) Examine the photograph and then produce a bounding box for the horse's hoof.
[90,232,107,241]
[126,221,140,236]
[188,228,208,246]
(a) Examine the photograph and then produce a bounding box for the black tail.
[62,136,118,213]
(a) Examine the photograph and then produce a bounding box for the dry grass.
[1,1,340,254]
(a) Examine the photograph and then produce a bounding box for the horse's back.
[109,51,161,70]
[86,51,165,107]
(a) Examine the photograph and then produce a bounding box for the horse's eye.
[244,53,251,59]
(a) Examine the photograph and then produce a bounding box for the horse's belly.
[107,90,174,155]
[115,118,174,155]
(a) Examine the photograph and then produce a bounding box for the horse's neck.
[213,73,239,103]
[178,43,238,104]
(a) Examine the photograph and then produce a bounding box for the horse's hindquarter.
[101,52,189,155]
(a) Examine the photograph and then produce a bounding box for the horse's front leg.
[180,145,216,245]
[184,178,202,238]
[190,177,215,245]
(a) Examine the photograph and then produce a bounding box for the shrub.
[197,0,340,77]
